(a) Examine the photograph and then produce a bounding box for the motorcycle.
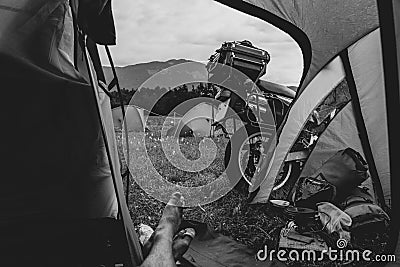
[206,40,294,192]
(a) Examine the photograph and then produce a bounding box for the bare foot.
[157,192,184,235]
[140,192,187,267]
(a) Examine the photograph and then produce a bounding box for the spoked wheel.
[270,161,303,200]
[224,125,273,192]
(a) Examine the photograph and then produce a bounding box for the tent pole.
[211,105,214,137]
[339,51,387,210]
[105,45,131,206]
[82,37,124,219]
[82,36,142,266]
[377,0,400,255]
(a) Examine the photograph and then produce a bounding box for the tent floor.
[0,218,130,267]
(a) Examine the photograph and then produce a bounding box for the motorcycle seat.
[257,79,296,99]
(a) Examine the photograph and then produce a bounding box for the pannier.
[207,40,270,82]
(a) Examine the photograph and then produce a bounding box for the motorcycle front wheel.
[224,125,273,193]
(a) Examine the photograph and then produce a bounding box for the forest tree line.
[109,82,218,115]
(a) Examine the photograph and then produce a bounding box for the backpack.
[340,187,390,233]
[294,148,370,208]
[316,148,369,201]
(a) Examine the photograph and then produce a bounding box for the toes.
[167,192,185,207]
[172,228,196,260]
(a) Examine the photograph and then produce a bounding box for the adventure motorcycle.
[206,40,294,191]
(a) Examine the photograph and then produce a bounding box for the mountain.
[103,59,197,90]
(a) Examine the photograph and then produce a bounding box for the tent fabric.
[250,56,345,202]
[71,4,143,264]
[76,0,116,45]
[166,123,194,138]
[242,0,379,96]
[296,29,387,206]
[101,92,144,266]
[300,103,362,177]
[180,103,217,137]
[0,0,116,222]
[229,0,392,210]
[0,0,142,265]
[347,29,390,205]
[300,103,374,195]
[215,0,399,262]
[0,0,83,81]
[112,105,146,132]
[377,1,400,261]
[388,0,400,262]
[83,86,119,218]
[180,220,285,267]
[88,56,144,265]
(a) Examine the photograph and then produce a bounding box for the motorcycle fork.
[228,93,259,129]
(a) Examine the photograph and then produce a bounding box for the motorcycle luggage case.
[217,41,270,81]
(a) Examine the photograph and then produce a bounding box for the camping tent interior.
[0,0,143,266]
[1,0,400,266]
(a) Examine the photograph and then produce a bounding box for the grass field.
[116,116,283,251]
[115,116,389,266]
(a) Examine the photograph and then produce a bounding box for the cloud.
[100,0,303,85]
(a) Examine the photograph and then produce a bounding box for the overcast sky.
[100,0,303,86]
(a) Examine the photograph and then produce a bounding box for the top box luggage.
[210,40,270,82]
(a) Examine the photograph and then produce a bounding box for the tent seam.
[339,49,386,210]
